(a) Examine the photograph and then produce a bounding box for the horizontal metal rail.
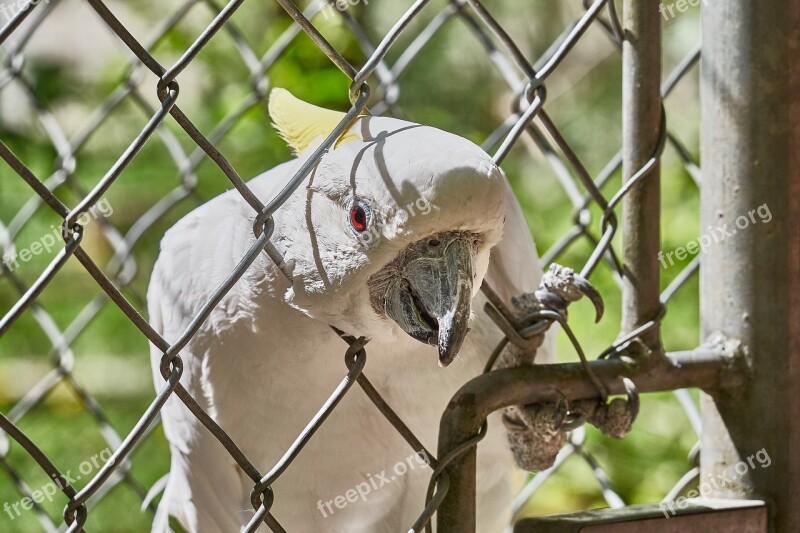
[437,345,743,532]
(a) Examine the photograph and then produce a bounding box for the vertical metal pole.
[701,1,800,531]
[437,4,665,532]
[621,0,663,351]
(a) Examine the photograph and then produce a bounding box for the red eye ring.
[350,205,368,232]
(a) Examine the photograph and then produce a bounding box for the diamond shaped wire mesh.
[0,0,704,531]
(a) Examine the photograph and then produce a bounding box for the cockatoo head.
[269,89,506,366]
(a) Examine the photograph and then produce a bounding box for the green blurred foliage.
[0,0,704,530]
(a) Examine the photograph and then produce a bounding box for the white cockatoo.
[148,88,552,533]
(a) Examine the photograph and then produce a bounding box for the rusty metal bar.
[700,1,800,531]
[436,346,739,532]
[515,499,767,532]
[620,0,662,351]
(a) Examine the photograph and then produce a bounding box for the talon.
[502,412,528,431]
[551,391,569,429]
[622,377,640,423]
[572,273,604,322]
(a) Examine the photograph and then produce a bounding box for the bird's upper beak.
[368,232,476,367]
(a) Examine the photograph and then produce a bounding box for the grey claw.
[622,377,640,423]
[572,273,604,322]
[551,391,569,429]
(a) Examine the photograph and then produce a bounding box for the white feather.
[148,115,551,533]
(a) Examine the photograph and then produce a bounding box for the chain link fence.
[0,0,709,531]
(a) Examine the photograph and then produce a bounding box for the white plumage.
[148,90,550,532]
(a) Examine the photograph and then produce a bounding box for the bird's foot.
[502,401,569,472]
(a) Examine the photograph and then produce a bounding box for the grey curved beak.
[374,232,475,367]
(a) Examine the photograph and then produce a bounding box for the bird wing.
[483,175,555,364]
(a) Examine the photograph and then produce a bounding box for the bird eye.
[349,204,369,233]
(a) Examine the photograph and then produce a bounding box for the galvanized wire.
[0,0,704,530]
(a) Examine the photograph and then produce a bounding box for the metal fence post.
[621,0,662,352]
[701,1,800,531]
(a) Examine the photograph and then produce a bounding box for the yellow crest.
[268,88,362,155]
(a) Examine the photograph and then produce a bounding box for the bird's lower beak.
[376,232,476,367]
